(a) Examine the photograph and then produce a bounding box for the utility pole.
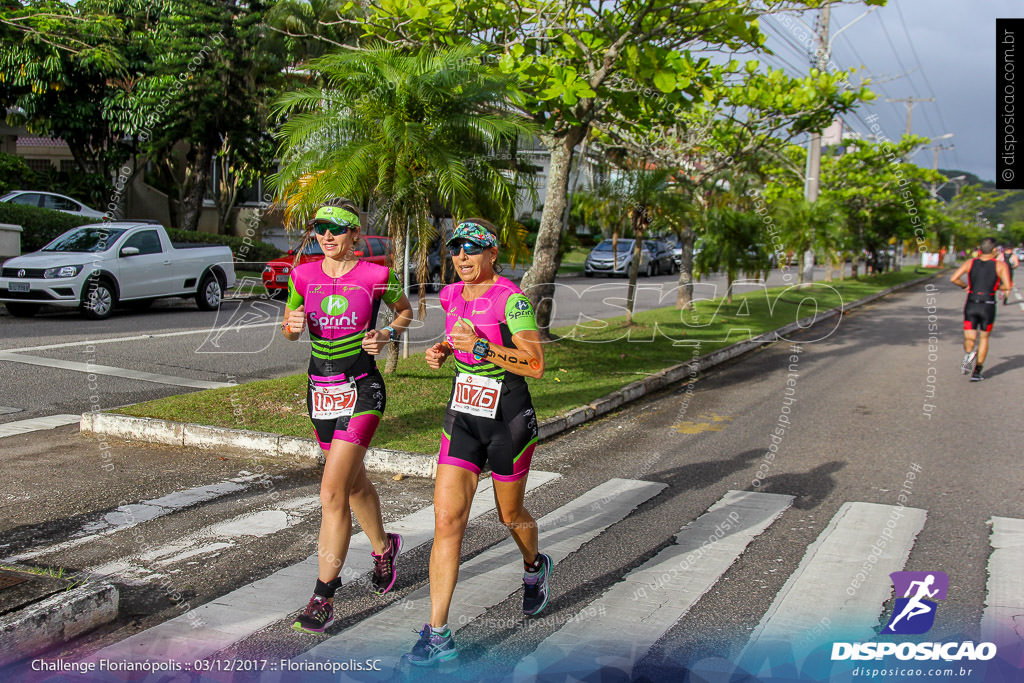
[886,97,935,137]
[801,4,874,203]
[801,6,830,282]
[931,143,954,172]
[803,5,830,205]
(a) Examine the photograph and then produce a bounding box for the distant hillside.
[937,169,994,190]
[936,168,1024,226]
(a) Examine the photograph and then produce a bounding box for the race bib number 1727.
[451,373,501,419]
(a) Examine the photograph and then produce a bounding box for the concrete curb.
[0,580,118,668]
[79,413,438,479]
[82,272,937,478]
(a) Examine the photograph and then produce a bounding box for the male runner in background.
[997,245,1019,305]
[950,237,1012,381]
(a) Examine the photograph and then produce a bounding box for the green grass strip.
[115,270,928,455]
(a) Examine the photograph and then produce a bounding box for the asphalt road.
[0,265,857,426]
[2,273,1021,680]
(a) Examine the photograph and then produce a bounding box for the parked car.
[407,240,459,293]
[644,239,677,275]
[670,239,682,268]
[261,234,394,297]
[0,222,236,319]
[583,238,654,277]
[0,190,105,218]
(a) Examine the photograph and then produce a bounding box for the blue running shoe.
[405,624,458,666]
[523,553,552,616]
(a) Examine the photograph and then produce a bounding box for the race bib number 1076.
[451,373,501,419]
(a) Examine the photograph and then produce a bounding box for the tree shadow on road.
[648,448,763,492]
[751,460,845,510]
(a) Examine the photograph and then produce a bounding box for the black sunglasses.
[449,240,486,255]
[312,222,358,236]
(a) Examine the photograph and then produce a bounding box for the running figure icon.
[883,571,949,635]
[886,575,938,631]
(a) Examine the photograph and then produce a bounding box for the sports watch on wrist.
[472,338,489,360]
[382,325,400,341]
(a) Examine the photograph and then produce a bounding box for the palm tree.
[775,197,846,283]
[271,42,535,371]
[694,208,766,303]
[575,166,688,324]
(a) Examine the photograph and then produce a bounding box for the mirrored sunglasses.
[449,240,486,255]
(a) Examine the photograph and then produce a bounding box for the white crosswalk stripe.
[91,471,560,663]
[514,489,793,680]
[299,477,666,667]
[3,474,270,564]
[738,501,927,673]
[982,516,1024,650]
[63,473,1024,681]
[0,414,81,438]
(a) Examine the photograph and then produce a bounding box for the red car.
[261,235,393,297]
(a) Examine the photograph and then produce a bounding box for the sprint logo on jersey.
[315,295,359,327]
[322,295,349,316]
[507,295,533,320]
[832,570,997,662]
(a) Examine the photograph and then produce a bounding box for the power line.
[833,32,909,141]
[759,21,816,75]
[872,9,942,140]
[761,16,815,66]
[891,3,946,128]
[891,1,964,169]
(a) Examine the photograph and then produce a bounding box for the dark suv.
[644,239,677,275]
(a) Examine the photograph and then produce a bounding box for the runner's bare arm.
[483,330,545,379]
[483,331,548,378]
[425,343,451,369]
[950,262,971,289]
[447,320,544,379]
[996,261,1013,291]
[363,293,414,354]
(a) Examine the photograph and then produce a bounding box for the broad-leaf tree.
[351,0,885,333]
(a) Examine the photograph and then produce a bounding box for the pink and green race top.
[439,276,538,390]
[287,260,402,379]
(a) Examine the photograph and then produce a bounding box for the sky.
[758,0,1019,183]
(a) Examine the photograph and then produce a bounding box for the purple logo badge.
[883,571,948,635]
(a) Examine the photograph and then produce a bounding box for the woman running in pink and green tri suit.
[405,219,548,666]
[282,201,413,633]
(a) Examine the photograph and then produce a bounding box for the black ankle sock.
[314,577,342,598]
[524,554,542,573]
[976,363,984,372]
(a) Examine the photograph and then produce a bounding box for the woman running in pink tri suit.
[405,219,549,666]
[282,201,413,633]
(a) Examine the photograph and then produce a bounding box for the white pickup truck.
[0,221,236,319]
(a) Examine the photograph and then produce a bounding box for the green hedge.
[0,203,281,262]
[0,203,102,252]
[163,228,282,263]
